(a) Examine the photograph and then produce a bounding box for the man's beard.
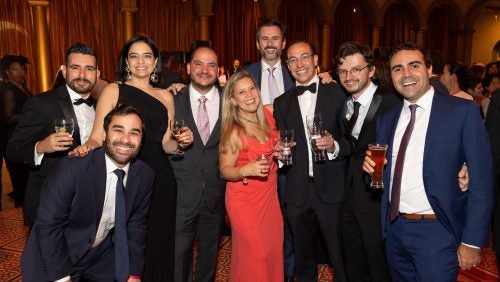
[68,78,95,94]
[104,139,140,165]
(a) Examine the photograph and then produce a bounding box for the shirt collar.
[353,81,377,107]
[105,153,130,176]
[296,75,319,88]
[261,60,282,72]
[189,84,217,103]
[66,84,91,101]
[403,86,434,111]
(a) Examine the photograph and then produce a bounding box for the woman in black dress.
[0,55,33,208]
[74,35,193,281]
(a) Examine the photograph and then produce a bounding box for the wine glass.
[54,118,74,136]
[171,119,185,155]
[305,114,326,162]
[280,129,294,165]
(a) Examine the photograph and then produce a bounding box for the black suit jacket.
[169,87,225,212]
[343,85,401,213]
[21,148,154,281]
[6,85,85,224]
[274,81,351,206]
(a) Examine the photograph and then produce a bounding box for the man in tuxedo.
[363,42,493,280]
[7,43,99,226]
[21,104,154,282]
[172,46,225,282]
[336,42,400,282]
[273,41,351,282]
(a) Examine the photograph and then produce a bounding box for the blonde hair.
[220,71,271,154]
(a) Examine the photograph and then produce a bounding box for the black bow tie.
[73,97,94,107]
[296,83,317,96]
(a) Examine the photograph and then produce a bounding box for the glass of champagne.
[280,129,294,165]
[54,118,74,136]
[171,119,185,155]
[368,144,388,189]
[306,114,326,162]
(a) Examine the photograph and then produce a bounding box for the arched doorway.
[332,0,371,56]
[380,2,418,48]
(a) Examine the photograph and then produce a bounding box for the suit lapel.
[290,88,308,144]
[359,91,383,135]
[281,61,295,91]
[125,161,140,217]
[423,93,444,163]
[56,86,82,146]
[89,148,107,230]
[205,88,222,147]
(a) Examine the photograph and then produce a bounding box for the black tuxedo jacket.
[169,87,225,212]
[21,148,154,281]
[6,85,87,224]
[273,81,351,206]
[343,86,401,213]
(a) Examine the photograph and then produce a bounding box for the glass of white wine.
[171,119,185,155]
[54,118,74,136]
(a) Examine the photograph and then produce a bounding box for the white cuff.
[327,140,340,160]
[34,142,44,166]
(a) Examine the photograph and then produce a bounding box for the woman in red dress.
[219,72,284,281]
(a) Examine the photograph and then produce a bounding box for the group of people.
[1,17,496,282]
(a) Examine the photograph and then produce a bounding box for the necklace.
[239,115,259,125]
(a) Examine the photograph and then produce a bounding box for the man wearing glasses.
[273,41,351,282]
[335,42,400,282]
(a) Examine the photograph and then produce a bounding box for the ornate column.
[121,5,138,42]
[371,26,382,50]
[198,12,213,41]
[320,23,332,71]
[28,0,52,93]
[456,29,472,64]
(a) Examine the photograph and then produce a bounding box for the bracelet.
[237,167,248,185]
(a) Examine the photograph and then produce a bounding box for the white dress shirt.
[296,76,339,176]
[346,82,377,140]
[93,155,129,247]
[260,60,285,105]
[390,87,434,214]
[189,84,220,135]
[34,85,95,165]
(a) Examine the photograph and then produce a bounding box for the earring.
[150,70,159,83]
[125,66,132,81]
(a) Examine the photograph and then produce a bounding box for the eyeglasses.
[337,65,369,77]
[287,53,312,66]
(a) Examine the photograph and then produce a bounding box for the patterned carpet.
[0,165,498,281]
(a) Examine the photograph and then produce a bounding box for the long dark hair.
[115,35,162,86]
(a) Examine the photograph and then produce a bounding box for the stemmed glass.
[171,119,185,155]
[280,129,294,165]
[306,114,326,162]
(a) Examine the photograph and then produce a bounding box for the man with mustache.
[21,104,154,282]
[7,43,99,226]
